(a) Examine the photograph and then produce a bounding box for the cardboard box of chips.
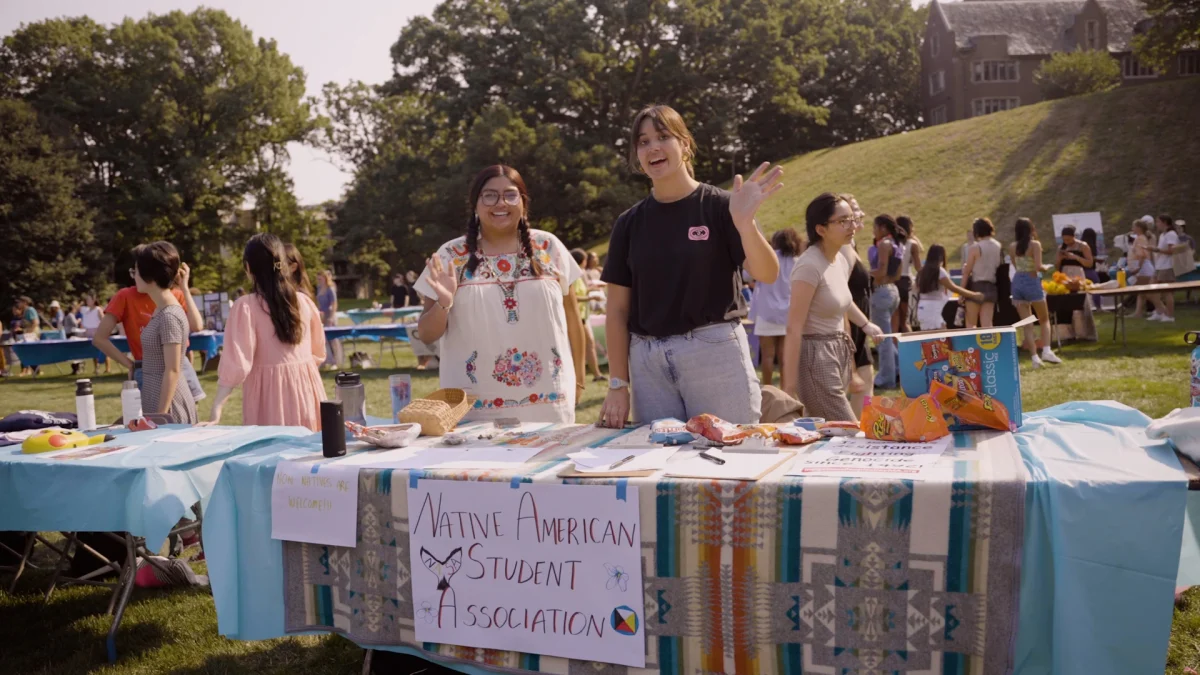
[895,316,1035,432]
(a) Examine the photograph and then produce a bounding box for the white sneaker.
[1040,348,1062,364]
[1148,312,1165,321]
[1159,316,1176,323]
[1031,354,1043,369]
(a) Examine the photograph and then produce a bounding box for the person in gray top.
[134,241,197,424]
[962,217,1003,329]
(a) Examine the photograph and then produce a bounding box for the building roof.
[934,0,1146,55]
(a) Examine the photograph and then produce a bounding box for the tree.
[0,99,97,310]
[0,9,317,288]
[1033,50,1121,100]
[1134,0,1200,71]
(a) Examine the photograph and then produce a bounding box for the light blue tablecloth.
[324,324,409,343]
[205,402,1188,674]
[0,425,309,550]
[11,331,224,368]
[344,307,422,325]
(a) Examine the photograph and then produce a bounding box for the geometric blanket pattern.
[283,425,1025,675]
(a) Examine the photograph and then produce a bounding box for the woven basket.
[398,388,473,436]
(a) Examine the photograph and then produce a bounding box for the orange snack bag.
[947,348,981,375]
[914,338,953,369]
[929,380,1013,431]
[859,394,950,442]
[686,414,748,444]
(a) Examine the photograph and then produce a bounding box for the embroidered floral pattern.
[473,391,565,410]
[551,347,562,381]
[465,351,478,384]
[492,348,543,388]
[496,257,512,273]
[498,282,518,323]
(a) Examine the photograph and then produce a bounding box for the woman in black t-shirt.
[599,105,782,427]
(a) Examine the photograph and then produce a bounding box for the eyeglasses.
[827,217,856,229]
[480,189,522,207]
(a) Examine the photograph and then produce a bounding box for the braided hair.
[465,165,543,278]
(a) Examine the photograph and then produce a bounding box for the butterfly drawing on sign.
[605,563,630,592]
[417,601,436,624]
[420,546,464,629]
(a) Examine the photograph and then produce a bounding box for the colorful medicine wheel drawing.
[610,605,638,636]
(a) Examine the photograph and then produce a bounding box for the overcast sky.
[1,0,929,205]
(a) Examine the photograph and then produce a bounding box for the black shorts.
[896,276,912,303]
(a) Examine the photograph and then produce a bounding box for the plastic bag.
[649,418,696,446]
[1147,407,1200,464]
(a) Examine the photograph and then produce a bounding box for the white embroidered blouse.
[415,230,583,423]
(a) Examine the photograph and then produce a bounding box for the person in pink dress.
[202,233,328,430]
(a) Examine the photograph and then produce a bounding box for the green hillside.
[594,78,1200,263]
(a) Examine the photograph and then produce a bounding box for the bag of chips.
[778,426,822,445]
[814,420,862,438]
[685,414,748,445]
[649,418,696,446]
[928,380,1014,431]
[914,338,953,370]
[859,393,950,442]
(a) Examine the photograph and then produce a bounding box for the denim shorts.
[629,321,761,424]
[1011,272,1045,303]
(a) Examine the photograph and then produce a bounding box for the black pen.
[698,451,725,465]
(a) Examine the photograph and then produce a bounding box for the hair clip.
[273,261,283,271]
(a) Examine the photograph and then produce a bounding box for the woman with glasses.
[838,195,875,417]
[781,193,882,421]
[415,165,585,423]
[598,105,781,428]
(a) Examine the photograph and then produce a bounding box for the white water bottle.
[121,380,143,424]
[75,379,97,431]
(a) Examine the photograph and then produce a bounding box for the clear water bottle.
[1188,332,1200,407]
[335,371,367,438]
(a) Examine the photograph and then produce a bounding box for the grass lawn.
[1,305,1198,673]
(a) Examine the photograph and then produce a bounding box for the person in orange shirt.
[93,245,206,401]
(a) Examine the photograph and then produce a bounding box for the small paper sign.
[270,459,359,547]
[788,436,951,480]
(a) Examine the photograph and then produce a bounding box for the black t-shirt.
[601,183,745,337]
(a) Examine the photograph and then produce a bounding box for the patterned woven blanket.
[283,427,1025,675]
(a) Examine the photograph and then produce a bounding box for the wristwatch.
[609,377,629,390]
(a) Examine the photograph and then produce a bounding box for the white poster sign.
[407,480,645,667]
[788,436,951,480]
[270,460,359,547]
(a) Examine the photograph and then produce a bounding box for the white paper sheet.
[787,436,951,480]
[352,445,547,470]
[568,446,677,473]
[160,428,237,443]
[270,459,359,547]
[664,448,793,480]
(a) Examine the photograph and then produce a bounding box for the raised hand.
[729,161,784,231]
[176,262,191,289]
[425,254,458,307]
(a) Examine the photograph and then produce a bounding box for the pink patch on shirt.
[688,226,710,241]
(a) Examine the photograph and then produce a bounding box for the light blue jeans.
[629,322,762,425]
[870,284,900,388]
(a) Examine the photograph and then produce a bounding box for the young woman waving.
[415,165,585,424]
[600,105,781,427]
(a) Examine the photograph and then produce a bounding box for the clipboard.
[664,449,796,481]
[556,465,659,479]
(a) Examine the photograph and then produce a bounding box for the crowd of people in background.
[2,103,1195,435]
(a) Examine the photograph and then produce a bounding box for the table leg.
[105,534,138,663]
[6,533,37,593]
[44,532,77,602]
[362,648,374,675]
